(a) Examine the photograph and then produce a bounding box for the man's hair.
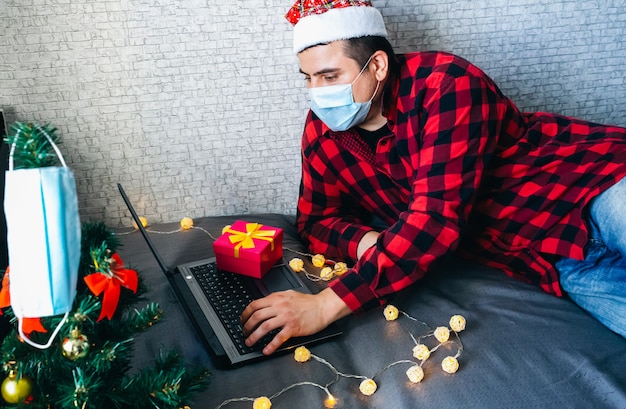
[342,36,400,76]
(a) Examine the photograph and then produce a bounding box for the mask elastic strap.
[368,80,381,103]
[18,311,69,350]
[351,55,375,86]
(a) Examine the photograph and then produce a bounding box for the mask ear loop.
[368,80,381,103]
[9,124,73,349]
[18,311,70,349]
[351,55,375,86]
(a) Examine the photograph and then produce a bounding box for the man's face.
[298,41,378,104]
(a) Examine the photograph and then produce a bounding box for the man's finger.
[240,301,277,336]
[262,329,291,355]
[244,315,283,347]
[240,296,273,323]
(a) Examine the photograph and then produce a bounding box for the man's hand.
[240,287,350,355]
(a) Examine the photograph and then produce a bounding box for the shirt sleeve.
[328,72,522,313]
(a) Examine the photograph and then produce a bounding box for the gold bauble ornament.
[1,370,33,404]
[62,328,90,361]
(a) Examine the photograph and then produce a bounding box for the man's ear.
[370,50,389,81]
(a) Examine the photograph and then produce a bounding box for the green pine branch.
[79,222,121,277]
[119,351,210,409]
[124,302,164,333]
[0,219,210,408]
[4,122,62,169]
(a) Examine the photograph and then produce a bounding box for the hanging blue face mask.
[309,56,380,132]
[4,125,81,349]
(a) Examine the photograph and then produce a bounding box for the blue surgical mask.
[309,56,380,132]
[5,125,81,349]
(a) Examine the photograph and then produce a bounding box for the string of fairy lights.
[117,217,468,409]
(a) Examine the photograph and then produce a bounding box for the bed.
[117,213,626,409]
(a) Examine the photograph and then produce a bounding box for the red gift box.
[213,220,283,278]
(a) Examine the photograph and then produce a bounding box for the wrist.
[319,287,351,324]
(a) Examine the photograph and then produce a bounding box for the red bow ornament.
[0,268,47,336]
[84,253,138,321]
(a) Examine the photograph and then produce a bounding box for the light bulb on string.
[324,394,337,408]
[124,222,470,409]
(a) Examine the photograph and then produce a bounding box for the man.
[241,0,626,355]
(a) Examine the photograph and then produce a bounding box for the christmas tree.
[0,122,209,408]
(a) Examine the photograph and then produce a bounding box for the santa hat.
[285,0,387,54]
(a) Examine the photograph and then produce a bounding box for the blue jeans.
[555,177,626,338]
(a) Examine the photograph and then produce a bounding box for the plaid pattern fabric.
[285,0,373,25]
[296,51,626,314]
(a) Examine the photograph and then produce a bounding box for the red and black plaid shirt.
[296,51,626,314]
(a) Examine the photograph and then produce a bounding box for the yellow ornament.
[293,346,311,363]
[449,315,466,332]
[253,396,272,409]
[132,216,148,229]
[412,343,431,361]
[332,262,348,275]
[1,370,33,404]
[406,365,425,383]
[180,217,194,230]
[442,356,460,374]
[383,305,399,321]
[320,266,334,281]
[311,254,325,268]
[288,258,304,273]
[434,326,450,343]
[359,378,377,396]
[62,328,90,361]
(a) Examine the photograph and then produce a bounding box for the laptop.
[117,183,342,368]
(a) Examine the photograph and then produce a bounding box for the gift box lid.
[213,220,283,262]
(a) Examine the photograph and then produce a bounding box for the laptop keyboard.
[190,262,274,354]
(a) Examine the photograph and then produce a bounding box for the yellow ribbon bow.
[224,223,276,258]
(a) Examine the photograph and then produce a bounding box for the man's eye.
[323,75,336,81]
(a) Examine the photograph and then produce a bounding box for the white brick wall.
[1,0,625,227]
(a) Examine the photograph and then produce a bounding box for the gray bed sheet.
[117,214,626,409]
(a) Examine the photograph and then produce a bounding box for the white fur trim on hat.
[293,6,387,54]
